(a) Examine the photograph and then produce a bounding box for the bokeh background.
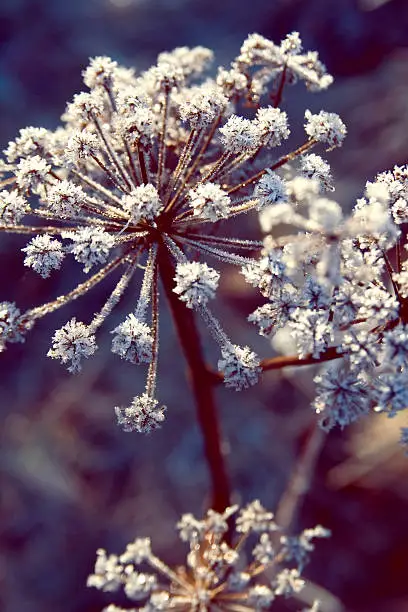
[1,0,408,610]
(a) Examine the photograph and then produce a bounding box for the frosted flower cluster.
[87,500,329,611]
[0,33,339,430]
[251,163,408,438]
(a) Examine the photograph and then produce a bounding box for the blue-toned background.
[1,1,408,610]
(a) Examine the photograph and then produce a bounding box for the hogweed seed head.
[88,500,329,610]
[0,33,347,428]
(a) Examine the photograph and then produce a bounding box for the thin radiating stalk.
[227,139,317,196]
[27,253,132,321]
[92,116,133,191]
[157,91,170,193]
[158,243,231,512]
[146,262,160,398]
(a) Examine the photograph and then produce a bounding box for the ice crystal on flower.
[111,314,153,364]
[218,345,261,391]
[254,170,287,208]
[115,393,166,433]
[0,190,29,225]
[304,109,347,149]
[22,235,65,278]
[88,501,328,611]
[299,153,333,192]
[47,318,97,373]
[0,301,32,352]
[188,182,231,220]
[173,262,220,309]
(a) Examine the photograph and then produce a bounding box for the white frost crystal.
[188,182,231,220]
[122,184,163,224]
[47,318,97,372]
[254,170,287,208]
[63,227,115,272]
[115,393,166,433]
[0,190,29,226]
[304,109,346,148]
[218,344,261,390]
[173,262,220,308]
[22,234,65,278]
[111,314,153,364]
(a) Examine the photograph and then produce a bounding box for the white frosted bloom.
[350,198,397,239]
[383,325,408,369]
[280,31,302,55]
[341,328,379,370]
[236,500,277,533]
[0,190,28,225]
[115,393,166,433]
[47,318,97,373]
[22,235,65,278]
[313,365,369,431]
[309,197,343,233]
[117,107,154,146]
[247,585,275,609]
[47,180,87,216]
[15,155,50,190]
[216,67,248,97]
[65,130,100,164]
[255,106,290,148]
[289,308,333,358]
[373,372,408,417]
[0,301,31,352]
[124,570,157,602]
[111,314,153,364]
[173,261,220,308]
[365,179,390,206]
[274,568,305,596]
[122,184,163,224]
[87,549,123,593]
[83,56,118,89]
[120,538,152,564]
[63,227,115,272]
[4,126,51,163]
[218,344,261,391]
[66,91,105,122]
[188,182,231,220]
[300,153,333,191]
[249,291,297,337]
[157,45,213,79]
[391,197,408,225]
[177,514,206,543]
[219,115,262,153]
[304,109,346,148]
[179,86,227,128]
[252,533,275,565]
[254,170,287,209]
[242,251,288,299]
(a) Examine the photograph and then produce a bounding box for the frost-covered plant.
[87,500,329,611]
[0,32,338,431]
[252,164,408,443]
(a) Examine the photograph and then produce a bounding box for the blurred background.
[1,0,408,610]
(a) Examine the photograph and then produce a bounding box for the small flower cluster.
[249,164,408,437]
[87,500,329,611]
[0,33,339,431]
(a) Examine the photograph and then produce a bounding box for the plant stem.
[158,244,231,512]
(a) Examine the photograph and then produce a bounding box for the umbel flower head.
[87,499,330,611]
[0,34,338,431]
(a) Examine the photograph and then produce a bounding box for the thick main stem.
[158,244,231,512]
